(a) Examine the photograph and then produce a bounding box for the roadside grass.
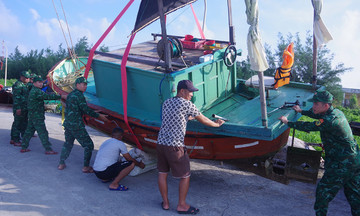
[0,79,17,87]
[292,108,360,147]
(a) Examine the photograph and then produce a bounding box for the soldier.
[279,90,360,216]
[10,71,31,146]
[20,76,66,154]
[58,77,108,173]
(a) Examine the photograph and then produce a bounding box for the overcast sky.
[1,0,359,89]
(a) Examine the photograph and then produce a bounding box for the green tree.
[74,36,90,56]
[349,94,359,109]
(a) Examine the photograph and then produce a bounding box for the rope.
[51,0,78,70]
[59,0,76,58]
[84,0,135,79]
[121,32,143,150]
[190,4,205,39]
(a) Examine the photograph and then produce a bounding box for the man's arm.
[195,113,224,127]
[76,93,107,122]
[279,115,322,132]
[122,153,145,169]
[293,105,323,119]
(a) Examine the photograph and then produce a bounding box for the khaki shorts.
[156,144,190,178]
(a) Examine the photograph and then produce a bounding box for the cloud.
[335,10,360,88]
[29,8,40,20]
[0,1,21,35]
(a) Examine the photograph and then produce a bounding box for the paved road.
[0,105,351,215]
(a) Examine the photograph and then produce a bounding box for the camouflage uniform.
[287,91,360,216]
[21,83,61,151]
[11,78,30,142]
[59,79,99,167]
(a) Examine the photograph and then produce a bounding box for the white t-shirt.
[93,138,129,172]
[157,97,200,147]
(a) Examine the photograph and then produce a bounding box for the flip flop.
[82,166,94,173]
[14,142,22,147]
[58,164,66,170]
[20,149,31,153]
[45,150,58,155]
[177,206,199,215]
[109,185,128,191]
[161,202,169,210]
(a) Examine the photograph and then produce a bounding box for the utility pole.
[2,41,8,86]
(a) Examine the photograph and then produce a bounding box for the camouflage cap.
[30,73,36,78]
[33,76,43,83]
[75,77,88,84]
[309,90,333,103]
[20,71,31,78]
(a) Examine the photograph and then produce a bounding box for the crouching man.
[93,127,145,191]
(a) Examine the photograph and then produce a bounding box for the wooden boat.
[47,1,316,159]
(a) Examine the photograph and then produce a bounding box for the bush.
[293,106,360,146]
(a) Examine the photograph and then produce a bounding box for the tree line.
[237,31,352,105]
[0,37,108,80]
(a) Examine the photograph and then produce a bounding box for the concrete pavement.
[0,104,352,216]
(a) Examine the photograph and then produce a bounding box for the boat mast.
[227,0,235,45]
[312,9,317,90]
[157,0,172,72]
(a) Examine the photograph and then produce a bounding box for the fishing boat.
[47,0,317,159]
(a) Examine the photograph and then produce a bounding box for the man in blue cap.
[157,80,225,214]
[10,71,31,146]
[58,76,108,173]
[279,90,360,216]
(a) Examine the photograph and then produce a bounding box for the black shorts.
[94,161,133,180]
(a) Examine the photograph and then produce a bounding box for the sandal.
[178,206,199,215]
[109,185,128,191]
[58,164,66,170]
[20,149,31,153]
[161,202,169,210]
[45,150,58,155]
[14,142,22,147]
[82,166,94,173]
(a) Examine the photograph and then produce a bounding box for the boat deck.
[94,39,227,73]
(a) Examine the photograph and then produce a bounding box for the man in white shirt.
[93,127,145,191]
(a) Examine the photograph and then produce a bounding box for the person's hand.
[138,161,145,169]
[215,119,225,126]
[188,116,195,121]
[292,105,302,113]
[98,114,108,122]
[278,116,288,124]
[16,109,21,116]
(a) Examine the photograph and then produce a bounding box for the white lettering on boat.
[234,141,259,149]
[94,119,104,124]
[144,137,157,144]
[185,146,204,150]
